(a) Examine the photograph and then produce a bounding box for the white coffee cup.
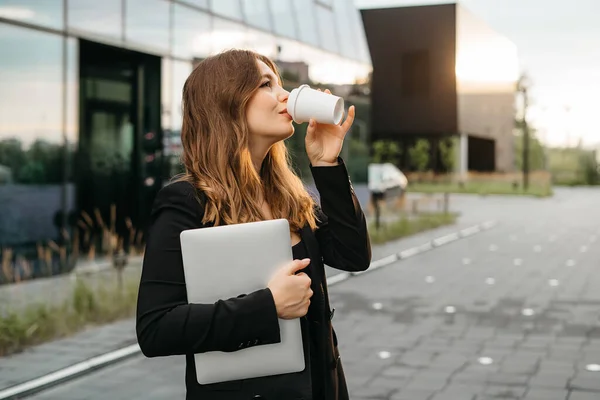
[287,84,345,125]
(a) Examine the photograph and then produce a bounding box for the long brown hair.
[178,49,317,231]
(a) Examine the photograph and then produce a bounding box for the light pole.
[517,75,531,191]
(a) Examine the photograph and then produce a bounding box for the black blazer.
[136,160,371,400]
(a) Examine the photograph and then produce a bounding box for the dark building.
[361,3,519,174]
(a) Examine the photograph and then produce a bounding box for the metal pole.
[522,87,530,191]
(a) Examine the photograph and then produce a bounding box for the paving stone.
[483,385,527,398]
[529,374,570,390]
[568,391,600,400]
[391,389,437,400]
[431,383,482,399]
[403,371,451,391]
[381,366,419,379]
[569,375,600,392]
[368,376,407,391]
[499,361,538,375]
[350,386,395,398]
[524,388,569,400]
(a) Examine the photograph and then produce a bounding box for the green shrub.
[0,272,139,357]
[368,212,458,245]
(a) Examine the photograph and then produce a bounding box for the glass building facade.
[0,0,371,282]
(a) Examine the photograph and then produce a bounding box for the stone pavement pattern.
[9,188,600,399]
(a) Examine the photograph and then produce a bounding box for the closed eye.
[260,80,272,88]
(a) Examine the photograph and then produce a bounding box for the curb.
[0,220,497,399]
[0,344,140,400]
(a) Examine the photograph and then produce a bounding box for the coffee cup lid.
[287,84,309,122]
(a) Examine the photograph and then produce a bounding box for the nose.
[278,89,289,103]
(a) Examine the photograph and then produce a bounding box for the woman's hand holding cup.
[287,85,355,167]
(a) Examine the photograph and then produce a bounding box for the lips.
[279,108,292,120]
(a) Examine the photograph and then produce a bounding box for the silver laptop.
[180,218,305,385]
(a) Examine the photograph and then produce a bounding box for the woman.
[136,49,371,400]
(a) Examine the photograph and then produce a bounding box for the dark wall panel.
[361,4,458,140]
[468,135,495,172]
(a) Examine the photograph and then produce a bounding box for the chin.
[277,124,295,141]
[286,124,295,137]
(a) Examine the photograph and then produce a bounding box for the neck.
[252,155,264,175]
[249,139,273,175]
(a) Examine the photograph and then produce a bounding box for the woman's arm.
[310,158,372,272]
[136,181,281,357]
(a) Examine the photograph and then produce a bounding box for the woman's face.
[246,60,293,146]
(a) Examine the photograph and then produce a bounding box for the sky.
[354,0,600,148]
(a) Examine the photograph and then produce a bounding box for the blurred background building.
[361,3,519,176]
[0,0,371,279]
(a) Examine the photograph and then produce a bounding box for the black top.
[136,159,371,400]
[292,239,325,399]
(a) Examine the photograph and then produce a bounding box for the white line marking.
[0,345,140,400]
[399,247,421,259]
[460,226,480,237]
[433,233,459,247]
[327,272,351,284]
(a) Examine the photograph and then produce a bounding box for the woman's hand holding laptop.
[267,258,313,319]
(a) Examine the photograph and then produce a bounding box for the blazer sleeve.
[310,158,372,272]
[136,181,281,358]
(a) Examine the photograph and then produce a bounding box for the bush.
[368,212,458,245]
[0,273,139,357]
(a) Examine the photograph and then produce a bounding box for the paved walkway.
[5,188,600,399]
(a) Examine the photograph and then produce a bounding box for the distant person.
[136,49,371,400]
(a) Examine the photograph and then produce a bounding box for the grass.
[0,271,139,357]
[368,212,458,245]
[407,181,553,198]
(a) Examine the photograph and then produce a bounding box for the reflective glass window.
[211,0,242,21]
[162,60,192,180]
[161,58,172,130]
[0,0,63,30]
[316,0,334,6]
[275,37,302,63]
[210,17,247,55]
[171,61,192,133]
[268,0,297,39]
[241,0,271,31]
[125,0,170,54]
[65,37,78,174]
[0,24,68,280]
[291,0,320,48]
[68,0,122,40]
[346,4,371,63]
[177,0,208,10]
[172,3,211,60]
[332,0,356,59]
[300,45,334,83]
[315,5,338,53]
[246,28,277,59]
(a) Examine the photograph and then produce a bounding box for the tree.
[438,138,455,172]
[514,127,546,171]
[579,150,600,185]
[517,73,532,189]
[0,138,26,180]
[408,139,430,172]
[371,140,401,165]
[0,138,64,184]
